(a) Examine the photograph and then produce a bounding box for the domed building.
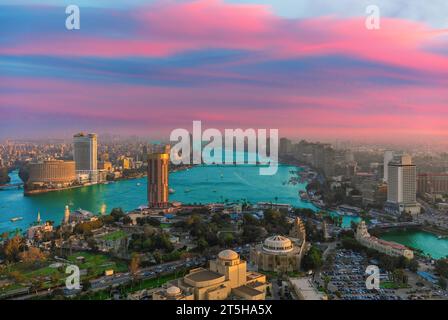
[153,285,194,300]
[153,249,268,300]
[250,218,307,272]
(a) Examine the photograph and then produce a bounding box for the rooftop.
[233,285,263,297]
[184,269,224,283]
[218,249,239,261]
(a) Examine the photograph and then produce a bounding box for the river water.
[1,166,447,258]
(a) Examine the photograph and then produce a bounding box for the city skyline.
[1,0,448,143]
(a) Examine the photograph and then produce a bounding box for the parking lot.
[320,249,401,300]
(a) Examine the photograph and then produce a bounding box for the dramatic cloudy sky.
[1,0,448,143]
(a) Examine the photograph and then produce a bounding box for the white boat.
[10,217,23,222]
[169,188,175,194]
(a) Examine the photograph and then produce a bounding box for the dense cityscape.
[0,134,447,301]
[2,0,448,313]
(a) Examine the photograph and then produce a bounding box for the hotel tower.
[73,133,98,183]
[147,145,170,208]
[73,133,98,172]
[386,154,420,215]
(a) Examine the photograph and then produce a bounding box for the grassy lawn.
[0,261,66,293]
[67,251,128,279]
[78,270,187,300]
[160,223,171,229]
[0,252,128,297]
[380,281,410,289]
[101,230,127,241]
[0,282,26,296]
[135,271,186,291]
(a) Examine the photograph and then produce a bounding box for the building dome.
[263,235,294,253]
[218,249,239,261]
[166,286,181,297]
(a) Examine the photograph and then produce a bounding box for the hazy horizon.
[1,1,448,144]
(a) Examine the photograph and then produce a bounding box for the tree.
[407,258,419,272]
[129,254,140,281]
[220,232,235,247]
[0,232,9,242]
[438,277,447,290]
[9,270,25,283]
[3,235,24,262]
[392,269,408,285]
[435,259,448,278]
[302,246,323,271]
[196,238,209,253]
[110,208,125,221]
[122,215,132,225]
[323,275,331,292]
[19,247,48,264]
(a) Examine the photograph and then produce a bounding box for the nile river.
[0,166,447,259]
[0,165,315,233]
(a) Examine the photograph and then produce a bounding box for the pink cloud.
[2,75,448,143]
[2,0,447,75]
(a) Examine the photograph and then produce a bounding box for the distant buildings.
[383,150,395,183]
[385,154,420,215]
[279,139,335,177]
[355,221,414,259]
[417,173,448,195]
[147,147,170,208]
[153,249,267,300]
[360,180,387,207]
[27,222,53,240]
[98,161,113,172]
[279,138,293,156]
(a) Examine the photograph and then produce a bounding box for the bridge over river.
[370,221,422,230]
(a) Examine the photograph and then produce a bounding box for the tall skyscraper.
[383,150,395,183]
[386,154,420,215]
[73,133,98,172]
[147,146,170,208]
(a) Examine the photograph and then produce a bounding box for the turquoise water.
[1,166,447,259]
[0,165,316,234]
[380,230,448,260]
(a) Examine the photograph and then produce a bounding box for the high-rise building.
[73,133,98,172]
[385,154,420,215]
[383,150,395,183]
[279,138,293,156]
[147,147,170,208]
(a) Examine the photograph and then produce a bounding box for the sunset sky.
[1,0,448,143]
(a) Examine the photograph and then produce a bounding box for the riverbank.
[0,164,313,234]
[23,164,194,196]
[24,183,92,196]
[380,229,448,259]
[421,225,448,237]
